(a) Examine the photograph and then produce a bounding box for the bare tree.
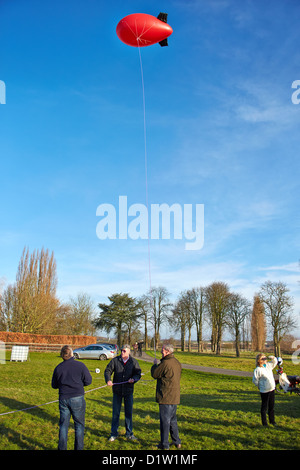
[227,293,251,357]
[68,293,96,335]
[137,295,150,349]
[53,303,73,334]
[147,286,171,349]
[0,284,16,331]
[188,287,205,352]
[169,295,187,351]
[172,287,205,352]
[259,281,296,357]
[205,282,230,355]
[177,291,194,351]
[0,277,5,295]
[1,247,59,333]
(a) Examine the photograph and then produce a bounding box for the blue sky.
[0,0,299,338]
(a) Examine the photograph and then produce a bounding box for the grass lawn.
[0,351,299,451]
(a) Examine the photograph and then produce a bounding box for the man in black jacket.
[104,344,141,441]
[52,345,92,450]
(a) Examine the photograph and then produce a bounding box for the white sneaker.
[108,436,117,441]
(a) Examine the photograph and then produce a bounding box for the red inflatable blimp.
[116,12,173,47]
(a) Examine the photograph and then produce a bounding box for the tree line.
[0,247,297,356]
[0,248,95,337]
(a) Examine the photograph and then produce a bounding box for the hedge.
[0,331,97,346]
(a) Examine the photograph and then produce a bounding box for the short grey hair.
[162,343,174,353]
[122,344,131,351]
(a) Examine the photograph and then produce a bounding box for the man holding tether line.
[104,344,141,441]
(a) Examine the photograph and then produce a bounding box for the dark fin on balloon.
[157,12,168,23]
[159,38,168,47]
[158,13,169,46]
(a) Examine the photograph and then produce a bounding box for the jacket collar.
[118,354,132,364]
[162,353,174,361]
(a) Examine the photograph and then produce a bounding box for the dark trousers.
[159,404,181,449]
[111,393,134,437]
[58,395,86,450]
[260,390,275,425]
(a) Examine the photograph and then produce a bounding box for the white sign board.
[10,345,29,362]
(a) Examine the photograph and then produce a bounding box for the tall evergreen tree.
[95,293,141,347]
[251,295,266,352]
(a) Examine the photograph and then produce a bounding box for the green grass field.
[0,351,299,451]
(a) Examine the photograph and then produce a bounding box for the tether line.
[0,377,154,417]
[137,44,156,358]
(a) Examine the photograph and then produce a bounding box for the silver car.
[73,344,116,361]
[97,343,118,355]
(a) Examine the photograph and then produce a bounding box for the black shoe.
[157,444,169,450]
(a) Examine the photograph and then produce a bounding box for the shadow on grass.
[0,396,58,423]
[0,396,58,450]
[0,423,51,450]
[1,385,299,450]
[180,390,300,418]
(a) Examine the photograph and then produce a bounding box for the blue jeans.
[159,404,181,449]
[111,393,133,437]
[58,395,86,450]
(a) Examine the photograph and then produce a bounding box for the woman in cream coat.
[252,354,277,427]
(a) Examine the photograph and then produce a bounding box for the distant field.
[147,350,299,374]
[0,352,299,450]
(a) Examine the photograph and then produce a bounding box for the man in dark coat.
[104,344,141,441]
[151,343,182,450]
[52,345,92,450]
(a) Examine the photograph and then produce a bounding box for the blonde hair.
[255,353,266,367]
